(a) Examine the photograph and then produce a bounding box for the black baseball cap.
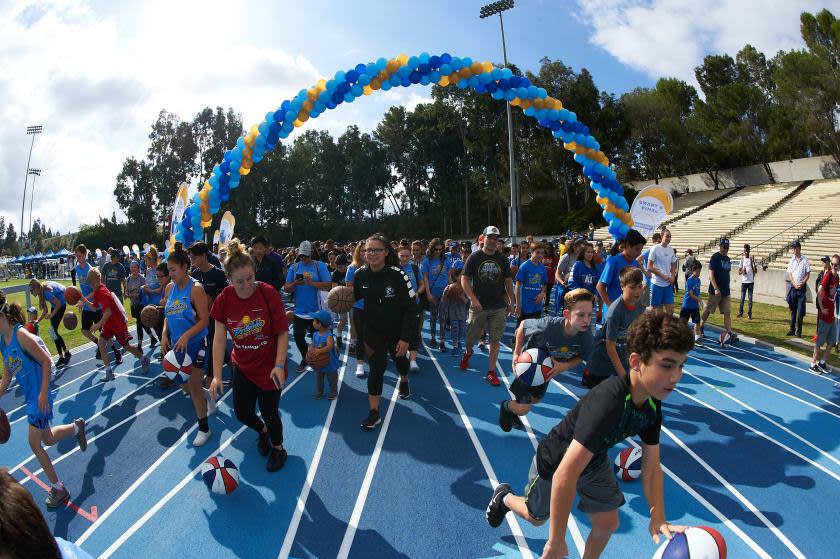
[792,240,802,248]
[335,253,348,265]
[719,239,730,247]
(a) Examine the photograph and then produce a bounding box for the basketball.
[327,286,354,313]
[62,311,78,330]
[651,526,727,559]
[613,446,643,481]
[140,305,160,328]
[445,283,464,300]
[513,348,553,387]
[0,408,10,444]
[286,310,295,324]
[306,346,330,370]
[201,455,239,495]
[65,286,81,305]
[162,348,193,384]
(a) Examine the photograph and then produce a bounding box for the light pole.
[21,125,43,248]
[28,168,41,249]
[480,0,517,242]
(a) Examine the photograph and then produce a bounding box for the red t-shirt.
[210,282,289,390]
[544,255,559,285]
[818,271,838,324]
[93,284,128,333]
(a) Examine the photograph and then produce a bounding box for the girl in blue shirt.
[421,238,449,351]
[0,299,87,508]
[569,244,600,333]
[29,279,71,367]
[162,246,212,447]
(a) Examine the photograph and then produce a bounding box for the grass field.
[0,278,140,356]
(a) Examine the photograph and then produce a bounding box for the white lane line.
[550,379,772,559]
[5,358,103,417]
[699,345,840,411]
[12,374,171,478]
[82,369,309,551]
[336,378,401,559]
[683,367,840,471]
[689,354,840,420]
[98,424,249,559]
[724,343,839,384]
[277,342,351,558]
[422,343,535,559]
[494,355,586,555]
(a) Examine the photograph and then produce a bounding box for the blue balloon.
[420,75,431,86]
[509,76,521,88]
[359,74,372,86]
[430,70,441,82]
[355,63,367,75]
[381,81,392,91]
[376,57,388,71]
[429,55,441,69]
[345,69,359,83]
[498,78,510,90]
[451,57,463,71]
[409,70,421,84]
[491,89,504,100]
[408,56,419,68]
[457,78,468,89]
[474,82,485,93]
[290,99,302,112]
[258,122,269,134]
[486,81,498,93]
[491,68,503,81]
[501,68,513,79]
[418,63,430,75]
[280,100,291,112]
[337,81,351,94]
[326,79,338,92]
[419,52,430,63]
[440,52,452,64]
[516,87,528,99]
[334,70,346,82]
[440,64,452,75]
[504,89,516,101]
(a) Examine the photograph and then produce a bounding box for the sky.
[1,0,837,238]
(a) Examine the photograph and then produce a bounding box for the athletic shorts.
[524,455,624,521]
[101,325,133,347]
[582,368,609,389]
[467,307,507,344]
[516,311,542,327]
[510,376,548,404]
[817,319,837,346]
[28,411,53,430]
[679,307,700,323]
[706,294,731,315]
[81,310,103,331]
[650,284,674,306]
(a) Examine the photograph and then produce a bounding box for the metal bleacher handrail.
[760,216,832,269]
[1,284,33,310]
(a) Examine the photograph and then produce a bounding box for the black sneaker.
[511,415,525,430]
[267,446,288,472]
[398,379,410,400]
[113,349,123,366]
[336,337,343,351]
[819,362,831,374]
[499,401,514,432]
[428,337,437,346]
[149,337,158,349]
[361,409,381,431]
[296,363,308,374]
[56,356,66,368]
[486,483,512,528]
[95,348,101,360]
[257,431,271,457]
[63,352,72,366]
[810,363,822,373]
[786,329,795,336]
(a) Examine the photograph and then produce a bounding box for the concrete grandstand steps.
[662,186,745,227]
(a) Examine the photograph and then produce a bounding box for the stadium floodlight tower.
[480,0,518,243]
[27,168,41,248]
[21,125,43,246]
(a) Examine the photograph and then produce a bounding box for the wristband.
[274,363,286,370]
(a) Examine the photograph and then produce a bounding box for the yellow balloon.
[250,124,259,136]
[199,190,209,202]
[307,88,318,101]
[482,61,494,73]
[244,135,254,147]
[240,166,251,176]
[293,119,303,128]
[438,76,450,87]
[363,85,373,95]
[397,53,408,66]
[317,79,327,91]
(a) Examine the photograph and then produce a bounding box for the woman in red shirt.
[209,239,290,472]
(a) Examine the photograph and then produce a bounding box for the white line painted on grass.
[550,379,772,559]
[689,354,840,420]
[683,367,840,472]
[336,377,401,559]
[82,369,309,551]
[277,342,351,558]
[422,344,535,559]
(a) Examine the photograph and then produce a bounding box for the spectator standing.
[811,255,838,373]
[284,240,332,372]
[101,250,127,303]
[785,240,810,337]
[252,235,284,292]
[682,249,696,288]
[646,228,677,314]
[700,239,735,340]
[737,244,757,320]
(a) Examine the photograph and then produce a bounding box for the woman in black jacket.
[353,233,420,431]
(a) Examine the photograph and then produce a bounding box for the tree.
[146,110,198,231]
[114,156,158,241]
[4,223,18,255]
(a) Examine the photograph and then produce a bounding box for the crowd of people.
[1,223,838,559]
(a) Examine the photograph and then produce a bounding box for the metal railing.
[760,216,832,269]
[0,284,33,309]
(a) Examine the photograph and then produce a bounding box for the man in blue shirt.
[515,242,548,325]
[596,229,646,313]
[284,240,332,373]
[700,238,734,340]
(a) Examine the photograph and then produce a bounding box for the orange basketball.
[327,286,354,313]
[62,311,78,330]
[64,286,81,305]
[140,305,160,328]
[306,346,330,370]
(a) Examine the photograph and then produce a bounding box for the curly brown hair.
[628,309,694,363]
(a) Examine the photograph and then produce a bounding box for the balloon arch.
[172,52,634,245]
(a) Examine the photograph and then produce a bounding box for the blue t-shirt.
[683,276,701,310]
[42,281,66,308]
[421,256,449,297]
[286,259,331,317]
[569,260,598,294]
[598,253,640,303]
[515,259,548,314]
[345,264,364,310]
[312,330,340,372]
[56,537,95,559]
[402,263,420,303]
[708,252,731,297]
[74,262,95,311]
[641,249,651,285]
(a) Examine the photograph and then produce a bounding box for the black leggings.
[130,303,156,344]
[231,365,283,446]
[293,315,314,363]
[365,333,410,396]
[352,308,366,363]
[50,305,68,354]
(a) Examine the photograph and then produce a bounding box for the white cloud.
[574,0,839,83]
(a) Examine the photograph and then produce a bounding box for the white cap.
[483,225,501,237]
[298,240,313,256]
[27,306,37,314]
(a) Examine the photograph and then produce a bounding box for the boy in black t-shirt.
[487,309,694,559]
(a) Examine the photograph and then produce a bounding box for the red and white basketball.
[613,446,643,481]
[513,348,553,387]
[652,526,727,559]
[201,455,239,495]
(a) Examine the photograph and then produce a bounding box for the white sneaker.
[206,395,217,415]
[355,364,365,378]
[193,429,212,447]
[409,360,420,372]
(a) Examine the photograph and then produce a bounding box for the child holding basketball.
[310,310,340,400]
[84,268,150,382]
[585,267,645,388]
[487,309,692,559]
[0,301,88,508]
[500,288,595,432]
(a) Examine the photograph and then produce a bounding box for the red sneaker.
[459,351,473,371]
[486,370,501,386]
